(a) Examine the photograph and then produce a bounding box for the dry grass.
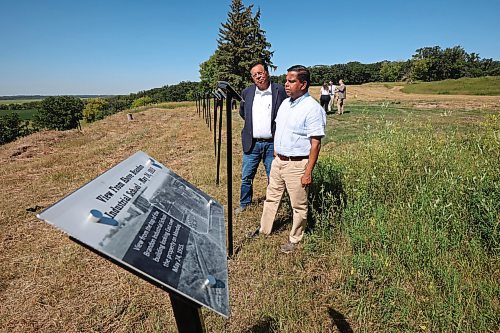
[1,86,497,332]
[0,105,349,333]
[309,83,500,110]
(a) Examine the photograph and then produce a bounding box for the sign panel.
[37,151,229,317]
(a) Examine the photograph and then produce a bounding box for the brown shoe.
[280,241,298,253]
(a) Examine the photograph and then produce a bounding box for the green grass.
[401,76,500,95]
[0,108,38,120]
[323,103,490,146]
[308,110,499,331]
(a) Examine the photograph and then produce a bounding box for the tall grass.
[308,115,499,331]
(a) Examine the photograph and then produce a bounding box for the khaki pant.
[328,94,335,111]
[337,98,345,114]
[260,157,309,243]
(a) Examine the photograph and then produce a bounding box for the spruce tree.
[202,0,274,92]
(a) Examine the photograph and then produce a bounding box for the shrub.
[33,96,84,131]
[0,112,30,144]
[83,98,109,123]
[131,96,153,108]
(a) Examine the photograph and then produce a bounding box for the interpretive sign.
[37,151,229,317]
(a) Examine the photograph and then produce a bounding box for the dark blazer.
[239,82,287,153]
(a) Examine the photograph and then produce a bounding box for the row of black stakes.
[195,87,226,186]
[195,82,242,259]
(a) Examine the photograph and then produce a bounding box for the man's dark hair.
[250,61,269,73]
[287,65,310,89]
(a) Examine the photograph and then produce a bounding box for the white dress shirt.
[252,84,273,139]
[329,84,336,95]
[274,92,326,156]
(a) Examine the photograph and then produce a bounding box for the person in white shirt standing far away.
[257,65,327,253]
[328,80,336,112]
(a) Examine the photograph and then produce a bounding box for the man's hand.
[302,137,322,188]
[301,172,312,187]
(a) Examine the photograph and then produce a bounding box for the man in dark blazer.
[237,62,287,213]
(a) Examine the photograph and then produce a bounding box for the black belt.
[254,138,273,142]
[277,154,309,161]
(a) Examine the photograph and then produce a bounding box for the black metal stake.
[69,236,206,333]
[225,94,233,257]
[169,294,206,333]
[208,96,211,131]
[213,95,218,157]
[202,95,206,121]
[216,98,223,186]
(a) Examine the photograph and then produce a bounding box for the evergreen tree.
[202,0,274,92]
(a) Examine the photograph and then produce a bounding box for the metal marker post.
[207,93,212,131]
[212,91,221,159]
[216,88,226,186]
[197,93,201,117]
[225,93,233,256]
[69,237,206,333]
[217,82,242,257]
[169,294,206,333]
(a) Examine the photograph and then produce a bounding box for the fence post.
[217,81,242,257]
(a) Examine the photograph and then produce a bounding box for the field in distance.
[400,76,500,95]
[0,99,42,105]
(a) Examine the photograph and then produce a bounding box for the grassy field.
[0,99,43,104]
[401,76,500,95]
[0,93,498,332]
[0,108,39,120]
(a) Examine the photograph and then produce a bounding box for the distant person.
[258,65,326,253]
[319,82,331,112]
[237,62,287,213]
[336,79,346,115]
[328,80,336,112]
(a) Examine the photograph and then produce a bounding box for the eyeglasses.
[251,71,266,79]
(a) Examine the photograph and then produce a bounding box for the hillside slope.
[1,95,497,332]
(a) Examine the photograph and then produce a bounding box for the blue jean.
[240,141,274,208]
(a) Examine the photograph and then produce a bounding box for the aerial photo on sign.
[37,151,229,317]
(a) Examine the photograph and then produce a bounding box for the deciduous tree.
[33,96,84,131]
[0,112,29,144]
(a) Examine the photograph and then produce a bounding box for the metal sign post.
[217,81,242,257]
[70,236,207,333]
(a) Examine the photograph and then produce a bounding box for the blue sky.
[1,0,499,96]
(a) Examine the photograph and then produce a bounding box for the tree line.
[2,0,499,145]
[0,81,201,145]
[198,1,500,89]
[270,46,500,85]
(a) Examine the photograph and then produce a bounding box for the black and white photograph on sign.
[37,151,229,317]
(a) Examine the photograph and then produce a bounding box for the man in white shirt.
[237,62,287,213]
[328,80,336,112]
[258,65,326,253]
